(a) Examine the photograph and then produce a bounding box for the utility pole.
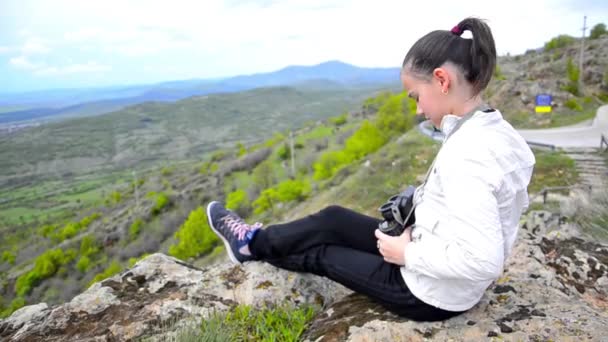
[579,15,587,93]
[289,130,296,178]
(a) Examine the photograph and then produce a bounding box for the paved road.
[517,104,608,148]
[417,105,608,149]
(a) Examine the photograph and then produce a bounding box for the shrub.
[88,260,122,287]
[375,94,414,135]
[129,219,144,240]
[161,166,173,176]
[80,235,99,257]
[236,142,247,157]
[109,191,122,204]
[168,207,219,260]
[252,188,279,215]
[590,23,606,39]
[313,120,387,181]
[313,150,351,181]
[226,189,250,216]
[544,35,575,51]
[1,251,15,265]
[76,256,91,272]
[564,98,583,111]
[0,297,25,319]
[329,113,348,126]
[15,248,76,296]
[277,143,291,161]
[494,65,506,80]
[152,193,170,215]
[563,57,580,96]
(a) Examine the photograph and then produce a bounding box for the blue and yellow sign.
[535,94,552,113]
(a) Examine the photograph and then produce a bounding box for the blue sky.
[1,0,606,94]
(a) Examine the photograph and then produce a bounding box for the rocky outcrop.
[1,210,607,341]
[0,255,349,341]
[302,211,608,341]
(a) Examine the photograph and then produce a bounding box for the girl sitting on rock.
[206,17,535,321]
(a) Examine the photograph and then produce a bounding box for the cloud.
[9,56,38,70]
[0,46,16,54]
[35,62,111,76]
[9,56,110,76]
[22,38,51,54]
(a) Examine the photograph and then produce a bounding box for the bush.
[252,179,311,215]
[313,120,387,181]
[168,207,219,260]
[15,248,76,296]
[329,113,348,126]
[152,193,170,215]
[88,260,122,287]
[129,218,144,240]
[80,235,99,257]
[375,93,415,136]
[313,150,352,181]
[109,191,122,204]
[277,143,291,161]
[563,57,580,96]
[590,23,606,39]
[226,189,250,216]
[494,65,506,80]
[1,251,15,265]
[0,297,25,319]
[544,35,575,51]
[76,256,91,272]
[564,98,583,111]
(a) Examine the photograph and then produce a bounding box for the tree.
[590,23,606,39]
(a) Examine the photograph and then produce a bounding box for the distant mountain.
[0,61,400,125]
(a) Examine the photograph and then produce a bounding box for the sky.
[0,0,606,94]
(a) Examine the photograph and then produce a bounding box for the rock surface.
[1,210,607,341]
[303,211,608,341]
[0,255,349,341]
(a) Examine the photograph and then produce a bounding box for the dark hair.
[401,17,496,96]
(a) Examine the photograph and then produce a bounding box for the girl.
[206,17,535,321]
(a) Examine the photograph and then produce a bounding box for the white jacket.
[401,108,535,312]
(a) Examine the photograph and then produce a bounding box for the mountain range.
[0,61,400,124]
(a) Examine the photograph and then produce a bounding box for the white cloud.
[9,56,39,70]
[22,38,51,54]
[9,55,110,76]
[35,62,111,76]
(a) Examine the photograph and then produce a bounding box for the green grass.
[196,304,316,342]
[506,101,600,129]
[295,125,333,144]
[528,149,578,193]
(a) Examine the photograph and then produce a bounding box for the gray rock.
[0,254,349,341]
[302,211,608,341]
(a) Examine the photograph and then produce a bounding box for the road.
[417,104,608,149]
[517,104,608,148]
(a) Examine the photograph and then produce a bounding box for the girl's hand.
[375,227,412,266]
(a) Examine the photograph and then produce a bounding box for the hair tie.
[451,25,463,36]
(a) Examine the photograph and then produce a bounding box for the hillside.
[486,35,608,128]
[0,85,397,183]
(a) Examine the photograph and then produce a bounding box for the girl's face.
[400,70,450,128]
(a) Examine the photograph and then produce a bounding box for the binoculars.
[377,185,416,236]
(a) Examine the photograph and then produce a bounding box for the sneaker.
[206,201,262,264]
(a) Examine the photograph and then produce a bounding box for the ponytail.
[402,17,497,96]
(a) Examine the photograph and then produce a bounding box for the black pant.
[249,205,465,321]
